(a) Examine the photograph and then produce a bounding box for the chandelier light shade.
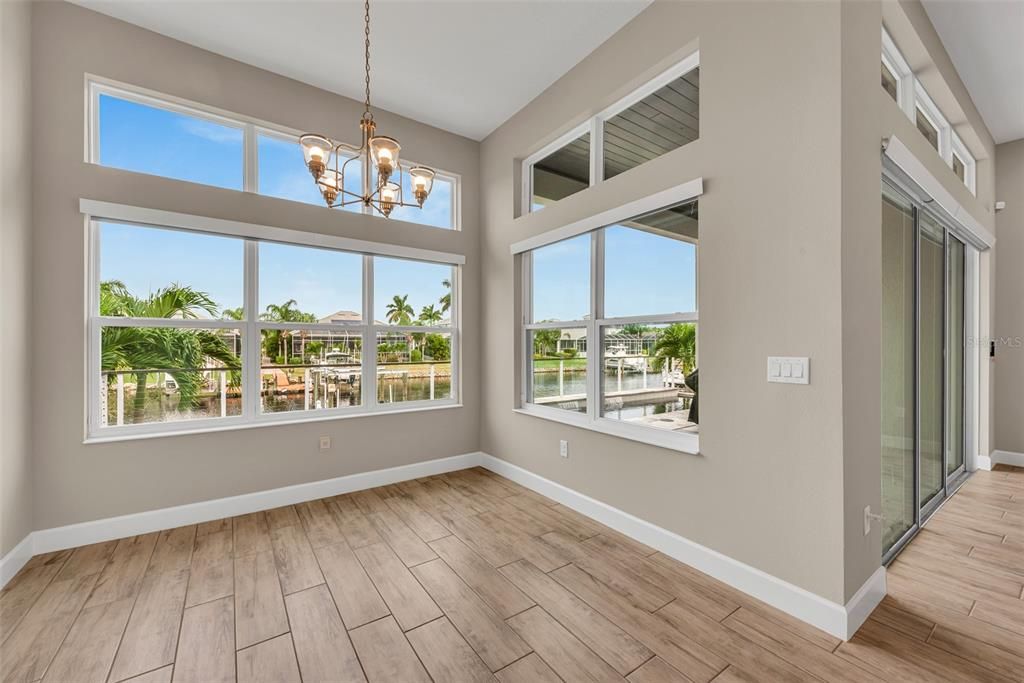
[298,0,435,218]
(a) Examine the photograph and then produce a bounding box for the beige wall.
[480,0,998,605]
[0,0,34,557]
[28,1,480,531]
[838,0,996,598]
[994,139,1024,455]
[481,0,851,604]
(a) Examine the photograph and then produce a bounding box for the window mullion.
[587,230,604,422]
[589,117,604,186]
[363,255,377,409]
[243,123,258,193]
[243,240,260,421]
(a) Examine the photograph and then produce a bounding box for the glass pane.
[881,187,916,552]
[604,67,699,180]
[531,234,590,323]
[99,222,243,320]
[376,332,452,403]
[916,108,939,152]
[260,329,361,413]
[600,323,697,434]
[531,132,590,210]
[604,201,698,318]
[946,237,965,476]
[98,94,243,189]
[387,170,455,229]
[920,213,945,510]
[952,155,966,182]
[259,242,362,322]
[257,134,361,212]
[881,62,898,102]
[374,258,453,326]
[100,326,241,426]
[528,327,587,413]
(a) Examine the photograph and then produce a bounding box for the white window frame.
[881,29,976,196]
[86,76,462,230]
[83,200,463,443]
[512,179,703,454]
[950,131,977,195]
[521,50,700,216]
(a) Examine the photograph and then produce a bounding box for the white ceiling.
[70,0,652,141]
[922,0,1024,144]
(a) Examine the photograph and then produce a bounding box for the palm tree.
[532,328,563,357]
[650,323,696,374]
[261,299,316,360]
[439,278,452,314]
[100,281,240,423]
[419,304,442,326]
[386,294,415,325]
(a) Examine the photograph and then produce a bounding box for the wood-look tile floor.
[2,465,1022,682]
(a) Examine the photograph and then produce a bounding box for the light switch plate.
[767,357,810,384]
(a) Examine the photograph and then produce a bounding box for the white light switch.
[767,357,810,384]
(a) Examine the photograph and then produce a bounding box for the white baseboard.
[990,449,1024,468]
[3,448,887,641]
[977,454,994,471]
[0,534,35,588]
[1,452,482,589]
[478,453,884,641]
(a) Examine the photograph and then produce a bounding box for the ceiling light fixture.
[299,0,435,218]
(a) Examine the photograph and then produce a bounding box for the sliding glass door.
[881,178,971,561]
[881,187,916,552]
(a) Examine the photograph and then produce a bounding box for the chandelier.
[299,0,435,218]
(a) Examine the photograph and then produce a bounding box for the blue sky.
[100,223,452,323]
[532,230,696,322]
[99,94,695,325]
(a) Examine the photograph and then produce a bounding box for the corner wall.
[994,139,1024,456]
[28,2,481,532]
[0,0,34,558]
[481,0,849,604]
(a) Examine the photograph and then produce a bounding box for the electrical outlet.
[319,436,331,451]
[559,440,568,458]
[864,505,883,535]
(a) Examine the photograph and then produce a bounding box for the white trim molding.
[978,449,1024,471]
[477,453,884,641]
[882,136,993,249]
[511,177,703,254]
[3,449,886,641]
[0,452,481,589]
[81,199,466,265]
[0,535,35,589]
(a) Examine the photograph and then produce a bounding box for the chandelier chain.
[363,0,372,121]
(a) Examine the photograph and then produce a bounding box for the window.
[881,30,978,195]
[96,93,243,190]
[529,131,591,211]
[915,107,940,152]
[881,61,899,102]
[522,51,699,215]
[519,191,700,452]
[952,154,965,182]
[89,79,460,229]
[603,67,699,180]
[257,132,362,213]
[87,209,461,439]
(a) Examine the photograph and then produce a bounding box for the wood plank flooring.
[2,465,1022,682]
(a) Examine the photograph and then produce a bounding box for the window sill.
[513,406,700,455]
[85,401,463,444]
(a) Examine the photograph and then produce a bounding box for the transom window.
[523,51,699,215]
[880,29,976,195]
[89,79,460,229]
[518,189,700,452]
[87,209,460,439]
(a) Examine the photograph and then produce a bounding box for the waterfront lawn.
[533,357,587,370]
